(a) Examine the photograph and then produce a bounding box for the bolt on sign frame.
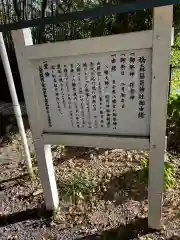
[12,5,173,230]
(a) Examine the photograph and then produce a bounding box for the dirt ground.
[0,129,180,240]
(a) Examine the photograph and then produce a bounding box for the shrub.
[59,173,96,203]
[167,94,180,152]
[138,157,176,191]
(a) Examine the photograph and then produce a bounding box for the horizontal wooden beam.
[43,133,150,150]
[25,30,152,60]
[0,0,179,31]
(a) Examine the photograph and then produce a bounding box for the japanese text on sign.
[36,49,151,136]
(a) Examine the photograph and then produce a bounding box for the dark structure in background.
[0,49,23,102]
[0,0,179,102]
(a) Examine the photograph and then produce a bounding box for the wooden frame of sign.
[12,6,173,229]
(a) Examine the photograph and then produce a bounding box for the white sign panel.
[35,49,151,136]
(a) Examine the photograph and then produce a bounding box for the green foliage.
[167,95,180,151]
[138,157,176,191]
[170,68,180,96]
[138,159,148,184]
[164,160,176,190]
[168,94,180,115]
[59,173,96,203]
[51,145,65,155]
[169,32,180,97]
[170,33,180,66]
[53,206,61,221]
[167,23,180,152]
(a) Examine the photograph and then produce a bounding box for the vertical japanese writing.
[79,62,87,127]
[120,54,126,108]
[51,64,62,114]
[90,62,98,128]
[120,54,126,75]
[97,61,104,128]
[105,61,111,128]
[111,54,117,129]
[72,75,79,128]
[64,64,73,127]
[57,64,66,108]
[84,62,91,128]
[129,53,135,100]
[76,63,83,127]
[37,49,150,134]
[104,65,109,87]
[39,63,52,127]
[74,64,80,128]
[105,94,110,128]
[112,78,117,129]
[138,56,146,119]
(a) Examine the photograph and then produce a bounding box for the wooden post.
[148,6,173,229]
[0,32,33,176]
[12,29,59,210]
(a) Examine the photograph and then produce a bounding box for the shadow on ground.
[167,237,180,240]
[0,207,53,227]
[0,209,156,240]
[0,173,32,191]
[81,217,155,240]
[0,205,178,240]
[0,173,29,185]
[102,169,147,204]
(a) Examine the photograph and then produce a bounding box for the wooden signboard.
[12,6,173,229]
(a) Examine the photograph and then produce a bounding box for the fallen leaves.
[1,131,180,238]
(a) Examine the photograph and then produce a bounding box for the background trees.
[0,0,179,150]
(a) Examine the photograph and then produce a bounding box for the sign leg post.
[0,32,33,176]
[34,139,59,210]
[148,139,166,229]
[11,29,59,210]
[148,6,173,229]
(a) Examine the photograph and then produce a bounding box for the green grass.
[138,157,176,191]
[59,173,96,203]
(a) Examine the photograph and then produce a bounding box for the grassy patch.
[59,173,96,203]
[51,145,65,155]
[137,157,176,191]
